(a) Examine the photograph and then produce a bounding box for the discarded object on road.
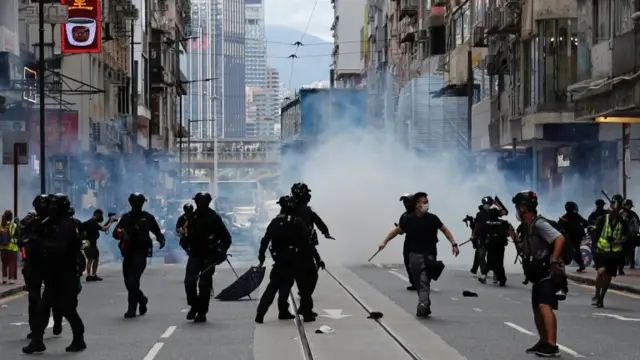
[215,265,266,301]
[462,290,478,297]
[315,325,335,334]
[368,311,383,320]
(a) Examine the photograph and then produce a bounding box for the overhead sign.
[61,0,102,54]
[19,4,69,24]
[2,131,29,165]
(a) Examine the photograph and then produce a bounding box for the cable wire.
[288,0,320,89]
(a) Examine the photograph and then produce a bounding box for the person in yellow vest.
[590,194,629,308]
[0,210,19,284]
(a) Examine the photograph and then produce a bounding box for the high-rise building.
[245,0,267,87]
[221,0,247,138]
[184,0,218,140]
[266,67,281,126]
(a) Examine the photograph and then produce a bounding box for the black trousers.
[277,259,316,316]
[257,260,313,316]
[571,240,585,269]
[33,272,84,341]
[484,244,506,284]
[471,248,480,273]
[403,241,415,287]
[184,256,216,314]
[122,254,148,311]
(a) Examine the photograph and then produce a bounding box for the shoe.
[65,338,87,352]
[525,341,543,354]
[499,281,506,287]
[534,342,560,357]
[86,275,95,282]
[555,290,567,301]
[478,274,487,284]
[416,303,431,318]
[53,321,63,336]
[94,276,103,281]
[186,307,197,321]
[302,315,316,322]
[278,312,295,320]
[576,267,585,273]
[22,340,46,354]
[255,314,264,324]
[124,310,137,318]
[406,285,417,291]
[139,297,148,315]
[194,314,207,323]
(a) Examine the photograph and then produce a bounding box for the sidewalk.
[566,267,640,295]
[0,280,26,300]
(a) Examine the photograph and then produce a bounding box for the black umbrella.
[215,265,266,301]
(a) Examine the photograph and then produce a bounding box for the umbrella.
[215,265,266,301]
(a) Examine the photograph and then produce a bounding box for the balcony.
[399,17,416,44]
[399,0,418,21]
[498,7,520,34]
[423,5,446,28]
[485,8,501,34]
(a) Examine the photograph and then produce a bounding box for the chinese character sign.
[61,0,102,54]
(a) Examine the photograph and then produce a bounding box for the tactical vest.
[597,215,623,253]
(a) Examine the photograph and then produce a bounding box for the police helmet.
[32,194,48,209]
[193,192,212,205]
[399,193,414,211]
[623,199,634,209]
[128,192,147,204]
[277,195,295,212]
[565,201,578,213]
[512,190,538,209]
[595,199,605,208]
[291,182,311,198]
[481,196,494,206]
[611,194,624,208]
[50,193,71,213]
[183,203,194,213]
[69,207,76,217]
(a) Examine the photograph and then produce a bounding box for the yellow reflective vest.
[597,214,623,253]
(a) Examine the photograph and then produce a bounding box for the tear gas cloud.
[279,92,602,272]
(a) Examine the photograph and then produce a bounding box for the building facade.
[222,0,246,138]
[245,0,267,87]
[332,0,367,87]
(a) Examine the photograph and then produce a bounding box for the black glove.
[316,260,325,270]
[323,233,335,240]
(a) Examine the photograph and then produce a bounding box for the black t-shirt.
[82,219,101,245]
[398,212,444,255]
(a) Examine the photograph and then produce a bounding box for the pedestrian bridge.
[183,138,280,169]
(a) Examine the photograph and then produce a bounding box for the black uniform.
[293,204,329,292]
[255,197,316,323]
[558,208,588,271]
[112,193,165,318]
[473,207,492,282]
[23,194,86,354]
[183,192,231,322]
[620,201,639,273]
[482,210,511,286]
[588,200,607,226]
[399,194,415,289]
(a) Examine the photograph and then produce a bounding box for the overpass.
[181,138,280,181]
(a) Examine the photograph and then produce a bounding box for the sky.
[264,0,334,41]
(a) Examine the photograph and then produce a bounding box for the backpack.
[530,216,574,265]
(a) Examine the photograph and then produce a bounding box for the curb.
[0,284,27,300]
[566,273,640,296]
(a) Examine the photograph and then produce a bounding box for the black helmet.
[68,207,76,217]
[128,192,147,204]
[623,199,634,209]
[595,199,605,208]
[193,192,212,208]
[512,190,538,209]
[481,196,494,206]
[611,194,624,208]
[50,193,71,213]
[565,201,578,213]
[399,193,413,212]
[32,194,48,209]
[291,183,311,198]
[277,195,295,212]
[183,203,194,213]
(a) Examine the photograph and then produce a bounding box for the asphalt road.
[352,263,640,360]
[0,261,258,359]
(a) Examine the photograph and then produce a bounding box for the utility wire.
[288,0,319,89]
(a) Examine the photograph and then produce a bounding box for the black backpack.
[531,216,574,265]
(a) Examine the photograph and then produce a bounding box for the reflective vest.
[597,215,623,253]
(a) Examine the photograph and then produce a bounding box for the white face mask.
[421,204,429,213]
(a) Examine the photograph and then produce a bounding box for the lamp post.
[38,0,46,193]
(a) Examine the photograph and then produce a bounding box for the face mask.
[421,204,429,213]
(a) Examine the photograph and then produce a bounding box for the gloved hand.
[323,233,335,240]
[316,259,325,270]
[158,240,166,249]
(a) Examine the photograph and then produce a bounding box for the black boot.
[278,312,295,320]
[22,339,46,354]
[255,313,265,324]
[186,307,197,321]
[65,337,87,352]
[124,304,137,318]
[138,297,148,316]
[53,321,63,336]
[194,313,207,323]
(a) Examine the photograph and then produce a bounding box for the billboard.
[28,110,79,154]
[61,0,102,54]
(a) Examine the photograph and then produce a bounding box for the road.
[0,260,639,359]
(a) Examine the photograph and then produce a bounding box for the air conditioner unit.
[501,8,515,28]
[473,26,485,46]
[436,54,448,71]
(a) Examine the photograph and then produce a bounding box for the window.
[595,0,611,42]
[613,0,634,35]
[523,37,539,107]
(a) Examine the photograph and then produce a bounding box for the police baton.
[198,253,232,278]
[601,190,612,203]
[458,238,473,247]
[368,249,381,262]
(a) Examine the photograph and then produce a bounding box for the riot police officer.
[23,194,86,354]
[588,199,607,226]
[290,183,331,294]
[473,196,494,282]
[182,192,231,323]
[558,201,588,272]
[480,205,515,286]
[112,193,166,318]
[255,195,315,323]
[620,199,639,273]
[176,203,194,253]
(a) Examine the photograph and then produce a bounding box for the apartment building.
[332,0,367,87]
[245,0,267,87]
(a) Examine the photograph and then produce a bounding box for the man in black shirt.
[82,209,116,281]
[379,192,459,317]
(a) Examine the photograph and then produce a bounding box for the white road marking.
[593,313,640,321]
[180,309,189,313]
[504,322,585,357]
[451,297,459,301]
[472,308,482,312]
[389,270,410,282]
[160,326,177,338]
[143,342,164,360]
[373,262,383,269]
[320,309,352,319]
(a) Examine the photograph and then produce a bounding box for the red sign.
[28,110,80,155]
[61,0,102,54]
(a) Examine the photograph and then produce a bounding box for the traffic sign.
[2,131,29,165]
[19,4,69,24]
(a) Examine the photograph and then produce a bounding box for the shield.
[215,266,266,301]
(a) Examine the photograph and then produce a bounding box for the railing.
[187,151,281,163]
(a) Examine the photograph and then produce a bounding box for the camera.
[108,212,118,220]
